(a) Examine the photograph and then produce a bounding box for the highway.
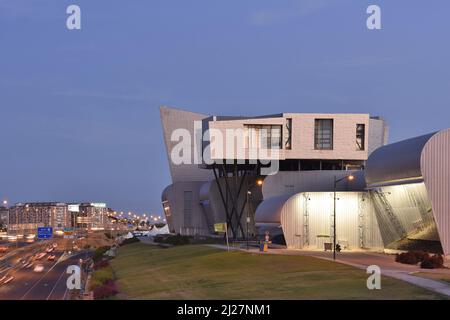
[0,239,90,300]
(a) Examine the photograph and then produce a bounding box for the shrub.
[119,237,140,246]
[92,267,114,285]
[93,246,110,263]
[93,260,110,270]
[93,280,118,300]
[395,251,429,265]
[154,234,190,246]
[420,254,444,269]
[412,251,430,262]
[153,235,165,243]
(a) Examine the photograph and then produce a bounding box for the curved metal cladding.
[421,129,450,257]
[280,192,384,250]
[255,194,292,225]
[256,170,368,242]
[365,133,435,187]
[160,181,211,236]
[365,130,448,253]
[262,170,367,199]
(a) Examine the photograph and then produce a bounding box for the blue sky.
[1,0,450,215]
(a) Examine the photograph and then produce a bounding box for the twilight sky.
[1,0,450,215]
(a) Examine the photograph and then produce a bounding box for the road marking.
[62,287,69,300]
[46,267,68,300]
[19,253,63,300]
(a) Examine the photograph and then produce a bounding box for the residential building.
[69,203,109,231]
[8,202,70,234]
[0,206,8,228]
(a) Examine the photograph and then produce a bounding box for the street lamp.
[333,174,355,260]
[244,177,263,249]
[246,191,251,250]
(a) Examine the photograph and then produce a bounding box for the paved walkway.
[209,244,450,297]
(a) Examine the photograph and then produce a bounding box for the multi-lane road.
[0,239,89,300]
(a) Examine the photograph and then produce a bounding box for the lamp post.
[244,178,263,250]
[246,191,251,250]
[333,174,355,260]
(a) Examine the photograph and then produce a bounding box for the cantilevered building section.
[160,106,388,239]
[365,129,450,256]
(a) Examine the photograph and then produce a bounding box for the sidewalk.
[209,244,450,297]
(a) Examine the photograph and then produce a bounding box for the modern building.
[161,106,450,258]
[8,202,71,234]
[69,203,109,231]
[0,206,8,228]
[160,106,388,239]
[8,202,111,235]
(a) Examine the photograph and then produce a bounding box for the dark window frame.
[356,124,366,151]
[245,124,283,150]
[314,119,334,150]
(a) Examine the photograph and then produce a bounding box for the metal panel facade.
[422,129,450,257]
[281,192,383,250]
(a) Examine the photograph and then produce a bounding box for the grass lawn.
[110,243,445,300]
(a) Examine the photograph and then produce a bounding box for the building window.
[314,119,333,150]
[285,118,292,150]
[183,191,193,227]
[356,124,365,151]
[246,125,282,149]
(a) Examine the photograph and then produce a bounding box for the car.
[46,247,54,253]
[3,276,14,284]
[35,252,46,260]
[25,262,33,269]
[52,243,58,248]
[33,264,44,272]
[0,275,7,284]
[47,255,56,261]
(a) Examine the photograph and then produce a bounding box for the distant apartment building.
[69,203,109,231]
[0,206,8,227]
[8,202,111,234]
[8,202,70,234]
